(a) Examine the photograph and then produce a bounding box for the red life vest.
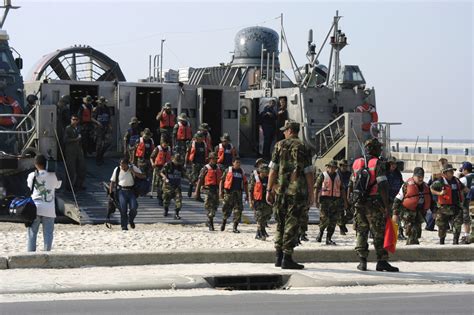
[188,140,208,162]
[81,104,92,123]
[160,111,175,128]
[401,178,431,211]
[204,164,222,187]
[135,137,155,158]
[176,122,192,141]
[252,171,267,201]
[320,171,342,197]
[352,157,379,196]
[154,145,171,167]
[0,97,22,126]
[224,166,247,190]
[438,177,464,205]
[217,143,236,164]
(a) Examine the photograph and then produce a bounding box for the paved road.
[2,292,473,315]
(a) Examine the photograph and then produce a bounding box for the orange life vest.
[188,140,208,162]
[135,137,155,158]
[81,104,92,123]
[160,111,175,128]
[438,177,464,205]
[204,164,222,187]
[154,145,171,167]
[0,97,22,126]
[176,122,192,141]
[401,178,431,211]
[320,171,342,197]
[217,143,236,164]
[352,157,379,196]
[252,171,267,201]
[224,166,247,190]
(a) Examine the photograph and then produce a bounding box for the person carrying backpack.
[109,158,146,230]
[349,138,399,272]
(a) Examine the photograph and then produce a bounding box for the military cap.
[83,95,93,103]
[413,167,425,177]
[339,159,349,166]
[163,102,172,109]
[220,133,231,142]
[325,160,338,167]
[178,113,188,121]
[254,158,268,167]
[279,119,300,131]
[387,156,397,164]
[199,123,210,131]
[129,117,140,125]
[97,96,108,104]
[442,164,456,173]
[208,152,217,159]
[142,128,153,138]
[195,132,205,139]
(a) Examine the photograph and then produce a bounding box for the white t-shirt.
[110,165,142,187]
[27,170,62,218]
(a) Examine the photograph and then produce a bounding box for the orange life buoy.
[355,103,378,132]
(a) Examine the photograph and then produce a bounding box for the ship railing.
[314,114,346,157]
[0,110,37,155]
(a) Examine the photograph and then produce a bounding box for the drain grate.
[206,275,285,290]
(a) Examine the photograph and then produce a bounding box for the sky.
[5,0,473,140]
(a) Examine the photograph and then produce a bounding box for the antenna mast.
[0,0,20,29]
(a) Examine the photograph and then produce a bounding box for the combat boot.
[439,237,445,245]
[326,235,336,246]
[163,207,169,217]
[398,227,406,241]
[255,230,262,240]
[233,222,240,233]
[208,218,215,231]
[262,226,269,238]
[460,236,470,244]
[157,195,163,207]
[357,257,367,271]
[453,234,460,245]
[275,250,283,267]
[300,233,309,242]
[339,225,347,236]
[376,260,399,272]
[174,208,181,220]
[281,253,304,270]
[195,196,204,203]
[220,219,227,231]
[316,230,324,243]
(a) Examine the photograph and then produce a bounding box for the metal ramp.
[57,157,320,225]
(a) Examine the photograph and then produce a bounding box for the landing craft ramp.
[56,158,320,225]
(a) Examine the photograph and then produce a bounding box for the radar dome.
[232,26,279,66]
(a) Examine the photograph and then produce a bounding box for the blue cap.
[460,161,472,172]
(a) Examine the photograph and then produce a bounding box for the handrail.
[0,114,36,134]
[314,114,346,157]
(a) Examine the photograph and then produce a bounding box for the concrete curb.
[3,246,474,269]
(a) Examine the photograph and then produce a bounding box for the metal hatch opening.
[69,85,99,115]
[206,274,285,291]
[136,87,162,144]
[201,89,222,147]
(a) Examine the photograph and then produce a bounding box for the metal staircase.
[314,114,346,158]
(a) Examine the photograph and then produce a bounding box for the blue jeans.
[27,216,55,252]
[118,189,138,230]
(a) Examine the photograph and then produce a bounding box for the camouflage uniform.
[248,170,273,234]
[161,161,187,212]
[315,174,343,230]
[431,178,464,241]
[221,167,245,224]
[270,136,313,255]
[351,157,389,261]
[150,144,171,201]
[123,119,142,164]
[198,164,220,219]
[337,169,352,226]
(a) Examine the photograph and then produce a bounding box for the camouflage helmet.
[195,131,205,139]
[163,102,172,109]
[172,153,183,164]
[160,135,169,144]
[220,133,231,142]
[129,117,140,125]
[208,152,217,160]
[199,123,210,131]
[142,128,153,138]
[339,159,349,166]
[254,158,268,167]
[325,160,338,168]
[279,119,300,132]
[178,113,188,121]
[364,138,383,153]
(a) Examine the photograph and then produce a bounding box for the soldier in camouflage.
[314,160,348,245]
[249,164,272,240]
[267,120,314,270]
[392,167,432,245]
[161,154,188,219]
[195,152,222,231]
[350,138,399,272]
[430,164,467,244]
[337,159,352,235]
[185,132,209,201]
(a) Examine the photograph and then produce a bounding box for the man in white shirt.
[27,154,62,252]
[110,158,145,230]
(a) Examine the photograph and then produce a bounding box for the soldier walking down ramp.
[63,114,86,191]
[123,117,142,164]
[161,154,188,219]
[267,120,314,270]
[249,164,272,240]
[173,113,192,156]
[350,138,399,272]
